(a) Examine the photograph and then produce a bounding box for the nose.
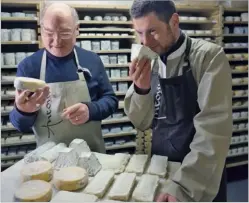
[52,34,62,46]
[141,33,152,47]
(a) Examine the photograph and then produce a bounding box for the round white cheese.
[53,167,88,191]
[14,180,52,202]
[14,77,46,92]
[21,161,53,182]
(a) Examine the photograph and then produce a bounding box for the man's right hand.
[15,86,50,113]
[129,57,151,90]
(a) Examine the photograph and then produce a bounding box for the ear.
[75,25,80,36]
[169,13,179,30]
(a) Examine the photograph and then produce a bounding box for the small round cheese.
[53,167,88,191]
[14,77,46,92]
[14,180,52,202]
[21,161,53,182]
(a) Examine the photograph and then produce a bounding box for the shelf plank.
[1,126,16,132]
[233,106,248,110]
[1,95,15,100]
[115,91,126,96]
[226,160,248,168]
[229,59,248,62]
[233,96,248,99]
[1,17,37,22]
[224,21,248,25]
[233,118,248,122]
[233,128,248,133]
[79,28,135,32]
[102,116,130,125]
[1,65,17,69]
[227,152,248,158]
[77,35,135,39]
[224,8,248,12]
[188,34,216,37]
[180,20,216,24]
[104,64,130,68]
[224,47,248,50]
[1,139,36,147]
[232,70,248,74]
[109,77,132,82]
[1,41,39,45]
[103,130,137,138]
[95,49,131,54]
[1,81,14,85]
[106,141,136,151]
[232,83,248,87]
[230,140,248,146]
[79,20,132,25]
[223,34,248,37]
[1,154,25,161]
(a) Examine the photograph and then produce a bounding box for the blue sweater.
[9,46,118,133]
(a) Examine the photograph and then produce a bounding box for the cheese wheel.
[14,180,52,202]
[53,167,88,191]
[21,161,53,182]
[14,77,46,92]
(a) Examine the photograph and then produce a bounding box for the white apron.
[32,49,106,153]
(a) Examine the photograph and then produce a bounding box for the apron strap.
[40,50,47,81]
[183,37,192,73]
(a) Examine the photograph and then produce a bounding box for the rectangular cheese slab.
[51,191,98,202]
[108,173,136,201]
[84,170,115,198]
[125,154,148,175]
[147,155,168,178]
[132,174,159,202]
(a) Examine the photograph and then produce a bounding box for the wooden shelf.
[226,160,248,168]
[180,20,216,24]
[224,8,248,12]
[1,154,25,161]
[115,91,126,96]
[224,47,248,50]
[233,106,248,110]
[1,17,37,22]
[188,34,216,37]
[103,130,137,138]
[223,34,248,37]
[233,117,248,122]
[1,41,39,45]
[1,81,14,85]
[232,70,248,74]
[176,5,217,12]
[79,28,135,32]
[227,151,248,158]
[233,95,248,99]
[232,83,248,87]
[230,59,248,62]
[79,20,132,25]
[109,77,132,82]
[104,64,130,68]
[231,140,248,146]
[1,65,17,69]
[224,21,248,25]
[1,126,16,132]
[95,49,131,54]
[1,95,15,100]
[102,116,130,125]
[106,141,136,151]
[77,35,135,39]
[1,139,36,147]
[233,128,248,133]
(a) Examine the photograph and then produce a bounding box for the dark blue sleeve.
[9,58,38,133]
[84,57,118,121]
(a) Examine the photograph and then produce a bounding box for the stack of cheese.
[136,129,152,156]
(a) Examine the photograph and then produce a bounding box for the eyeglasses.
[41,25,76,40]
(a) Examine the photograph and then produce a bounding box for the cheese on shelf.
[21,161,53,182]
[14,77,46,92]
[108,173,136,201]
[125,154,148,175]
[53,166,88,191]
[14,180,52,202]
[132,174,159,202]
[69,138,91,156]
[84,170,115,198]
[24,142,56,163]
[54,148,79,170]
[40,143,67,163]
[51,191,98,202]
[77,152,102,176]
[147,155,168,178]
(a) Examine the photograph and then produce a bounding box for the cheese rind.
[69,138,91,155]
[77,152,102,176]
[125,154,148,175]
[40,143,67,163]
[51,191,98,202]
[14,180,52,202]
[53,166,88,191]
[24,142,56,163]
[132,174,159,202]
[147,155,168,178]
[84,170,115,198]
[108,172,136,201]
[14,77,47,92]
[21,161,53,182]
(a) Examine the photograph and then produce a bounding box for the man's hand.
[129,57,151,90]
[156,193,179,202]
[61,103,89,125]
[15,86,50,113]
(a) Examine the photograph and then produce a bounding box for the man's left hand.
[62,103,89,125]
[156,193,179,202]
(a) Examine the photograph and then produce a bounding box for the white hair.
[40,2,79,26]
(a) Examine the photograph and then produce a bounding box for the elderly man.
[9,2,118,152]
[125,0,232,202]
